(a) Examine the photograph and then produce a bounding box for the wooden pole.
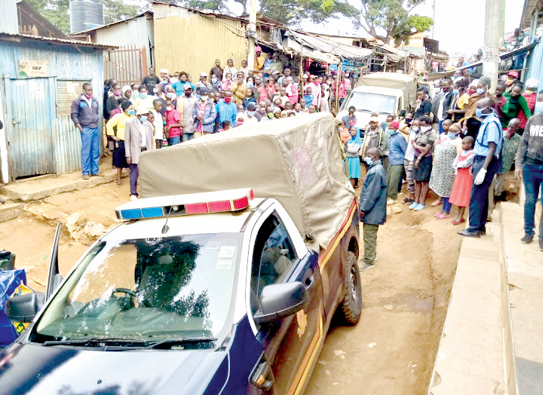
[335,61,341,112]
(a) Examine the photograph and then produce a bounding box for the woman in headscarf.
[122,86,133,104]
[345,126,363,188]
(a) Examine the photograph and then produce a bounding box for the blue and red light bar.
[115,188,255,221]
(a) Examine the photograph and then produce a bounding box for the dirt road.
[1,179,465,394]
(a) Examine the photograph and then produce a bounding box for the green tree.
[359,0,433,45]
[25,0,139,33]
[258,0,359,25]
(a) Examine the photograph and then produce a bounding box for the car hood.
[0,342,227,395]
[336,110,389,130]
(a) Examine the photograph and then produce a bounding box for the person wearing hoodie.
[359,147,388,271]
[515,92,543,251]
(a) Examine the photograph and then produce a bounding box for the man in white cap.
[518,78,539,133]
[361,116,389,168]
[178,83,197,142]
[194,72,212,92]
[125,108,155,200]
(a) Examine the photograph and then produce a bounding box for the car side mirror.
[6,293,41,322]
[254,282,309,325]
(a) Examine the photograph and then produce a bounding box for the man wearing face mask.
[458,98,503,238]
[359,147,388,271]
[193,87,217,137]
[134,86,154,113]
[217,91,237,128]
[71,83,101,180]
[463,76,491,139]
[244,103,259,125]
[125,108,154,200]
[515,92,543,250]
[177,84,197,142]
[431,78,454,134]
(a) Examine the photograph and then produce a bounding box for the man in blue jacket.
[359,147,388,271]
[193,87,217,137]
[71,83,101,180]
[217,91,237,129]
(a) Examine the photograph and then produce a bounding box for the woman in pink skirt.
[450,136,475,225]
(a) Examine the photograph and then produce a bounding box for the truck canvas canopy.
[356,72,417,110]
[138,113,356,251]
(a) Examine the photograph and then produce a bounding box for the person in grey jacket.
[71,83,101,180]
[515,92,543,251]
[125,108,155,200]
[359,147,388,271]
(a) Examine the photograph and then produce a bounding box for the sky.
[224,0,526,56]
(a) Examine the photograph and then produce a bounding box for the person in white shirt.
[151,99,164,148]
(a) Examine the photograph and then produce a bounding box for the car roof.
[103,200,264,241]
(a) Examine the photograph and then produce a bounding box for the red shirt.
[518,92,536,129]
[165,109,182,137]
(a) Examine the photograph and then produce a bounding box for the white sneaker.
[130,195,138,201]
[387,198,395,206]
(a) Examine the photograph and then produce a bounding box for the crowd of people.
[346,73,543,270]
[73,53,359,200]
[70,58,543,262]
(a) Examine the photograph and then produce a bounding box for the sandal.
[452,219,465,225]
[431,199,442,207]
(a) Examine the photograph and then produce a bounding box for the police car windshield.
[344,92,396,114]
[35,233,241,343]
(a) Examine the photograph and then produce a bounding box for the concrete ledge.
[501,201,543,395]
[428,211,507,395]
[0,203,23,222]
[0,170,120,202]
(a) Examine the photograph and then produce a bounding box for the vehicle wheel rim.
[350,266,358,301]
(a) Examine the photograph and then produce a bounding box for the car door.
[248,209,324,395]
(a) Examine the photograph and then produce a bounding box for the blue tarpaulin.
[0,269,27,348]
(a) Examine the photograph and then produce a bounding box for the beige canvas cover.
[356,72,417,109]
[138,112,356,251]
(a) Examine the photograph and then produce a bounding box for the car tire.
[339,251,362,325]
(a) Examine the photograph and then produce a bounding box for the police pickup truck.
[0,113,361,395]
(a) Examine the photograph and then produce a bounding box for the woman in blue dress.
[345,126,362,188]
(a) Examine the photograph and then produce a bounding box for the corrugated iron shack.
[153,3,249,81]
[0,32,113,182]
[72,11,154,86]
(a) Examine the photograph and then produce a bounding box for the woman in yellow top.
[447,78,470,123]
[106,101,134,185]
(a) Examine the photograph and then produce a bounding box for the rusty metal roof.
[0,32,117,48]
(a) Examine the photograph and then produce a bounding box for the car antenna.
[161,195,178,235]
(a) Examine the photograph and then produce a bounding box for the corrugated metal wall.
[154,4,248,81]
[54,116,82,174]
[94,15,154,67]
[0,0,19,34]
[0,39,104,180]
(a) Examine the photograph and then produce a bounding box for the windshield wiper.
[144,337,217,349]
[42,337,146,347]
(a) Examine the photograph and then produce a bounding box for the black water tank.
[70,0,104,34]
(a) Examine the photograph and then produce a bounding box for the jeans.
[169,136,181,146]
[182,133,194,142]
[467,155,500,232]
[386,165,403,200]
[129,164,139,196]
[442,197,452,214]
[80,127,100,176]
[363,223,379,265]
[522,164,543,238]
